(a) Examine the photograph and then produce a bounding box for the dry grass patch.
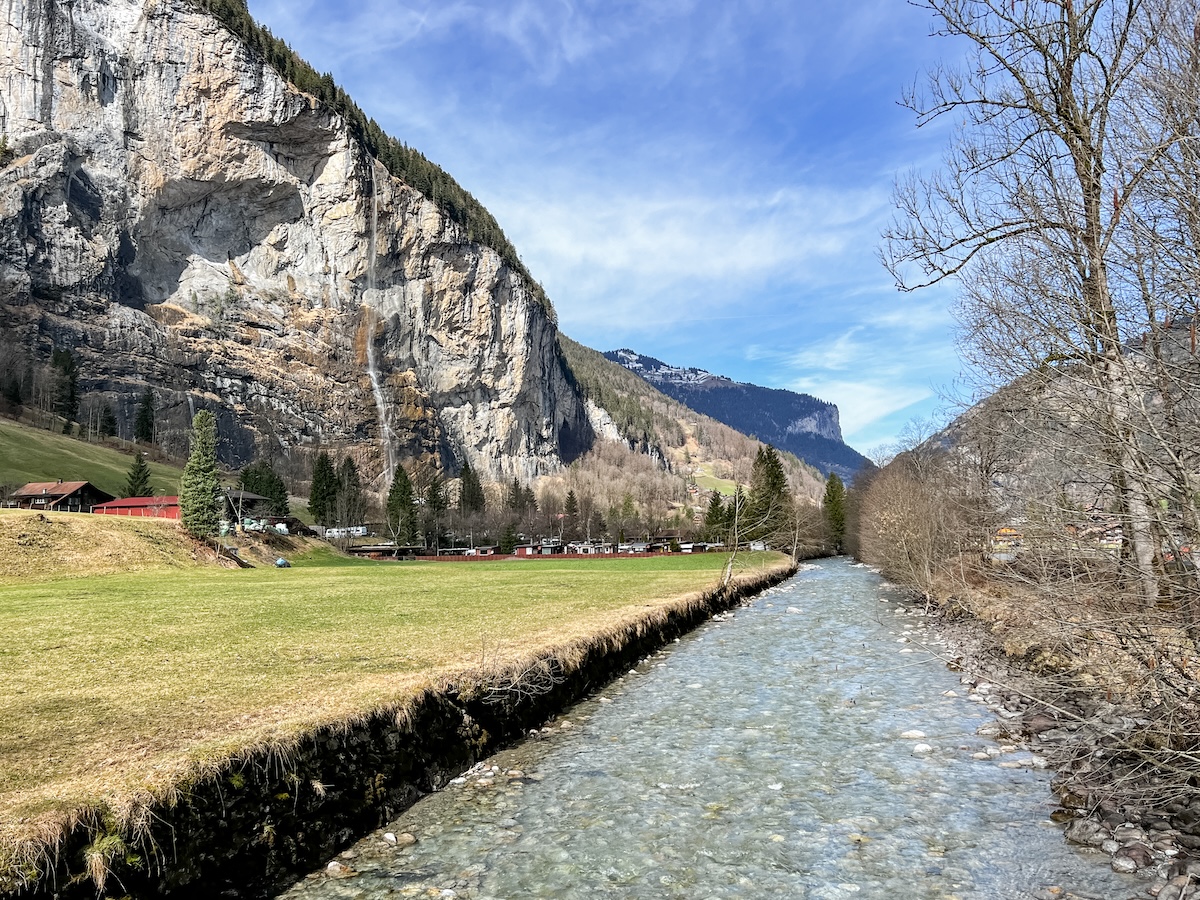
[0,510,202,582]
[0,542,789,873]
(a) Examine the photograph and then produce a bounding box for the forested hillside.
[560,337,824,499]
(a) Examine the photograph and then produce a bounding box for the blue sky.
[247,0,966,453]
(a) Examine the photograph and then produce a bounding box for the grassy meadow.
[0,508,787,861]
[0,418,183,498]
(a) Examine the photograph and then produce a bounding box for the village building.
[92,496,181,520]
[6,480,115,512]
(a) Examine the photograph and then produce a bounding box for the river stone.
[325,861,356,878]
[913,743,934,754]
[1116,842,1155,869]
[394,832,417,848]
[901,730,926,739]
[1031,888,1065,899]
[1111,855,1138,874]
[1064,819,1108,847]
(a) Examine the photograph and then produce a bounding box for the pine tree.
[1,373,21,409]
[506,477,523,511]
[703,491,725,542]
[457,462,485,515]
[335,457,364,527]
[238,459,289,516]
[823,472,847,554]
[134,388,155,443]
[725,486,747,544]
[386,466,419,544]
[499,521,518,554]
[308,451,337,526]
[564,489,580,541]
[748,445,792,542]
[424,475,447,549]
[99,404,118,438]
[180,411,222,537]
[122,452,153,498]
[50,349,78,428]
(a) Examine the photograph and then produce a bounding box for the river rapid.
[279,558,1140,900]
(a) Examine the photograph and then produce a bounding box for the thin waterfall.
[364,161,397,485]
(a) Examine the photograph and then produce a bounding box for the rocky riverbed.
[277,560,1149,900]
[896,589,1200,900]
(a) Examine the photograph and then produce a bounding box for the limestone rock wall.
[0,0,592,482]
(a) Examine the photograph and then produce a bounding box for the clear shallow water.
[279,559,1139,900]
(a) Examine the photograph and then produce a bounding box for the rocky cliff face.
[0,0,592,483]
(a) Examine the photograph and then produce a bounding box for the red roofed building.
[92,496,181,520]
[8,480,116,512]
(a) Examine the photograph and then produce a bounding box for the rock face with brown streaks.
[0,0,592,482]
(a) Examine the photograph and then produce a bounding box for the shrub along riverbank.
[0,509,794,896]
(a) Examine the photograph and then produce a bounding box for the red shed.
[91,496,181,520]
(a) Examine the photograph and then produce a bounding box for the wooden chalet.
[7,480,115,513]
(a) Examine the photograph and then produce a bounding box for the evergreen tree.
[823,472,847,554]
[122,452,153,498]
[564,489,580,541]
[335,456,364,527]
[1,373,21,409]
[386,466,419,544]
[703,491,725,542]
[747,445,792,542]
[134,388,155,443]
[499,521,518,554]
[238,459,290,516]
[725,486,748,544]
[424,475,448,549]
[457,462,486,515]
[50,349,78,428]
[308,451,337,526]
[180,411,222,538]
[521,485,537,512]
[506,477,524,511]
[99,404,118,438]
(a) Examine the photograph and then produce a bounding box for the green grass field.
[695,472,739,496]
[0,418,183,497]
[0,529,786,859]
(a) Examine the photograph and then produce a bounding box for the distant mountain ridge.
[604,349,872,481]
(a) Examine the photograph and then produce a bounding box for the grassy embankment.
[0,508,788,875]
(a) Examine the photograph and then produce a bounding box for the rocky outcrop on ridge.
[0,0,592,482]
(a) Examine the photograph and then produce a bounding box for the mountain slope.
[560,337,825,500]
[0,0,589,487]
[604,350,871,481]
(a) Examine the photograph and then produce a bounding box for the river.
[278,558,1139,899]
